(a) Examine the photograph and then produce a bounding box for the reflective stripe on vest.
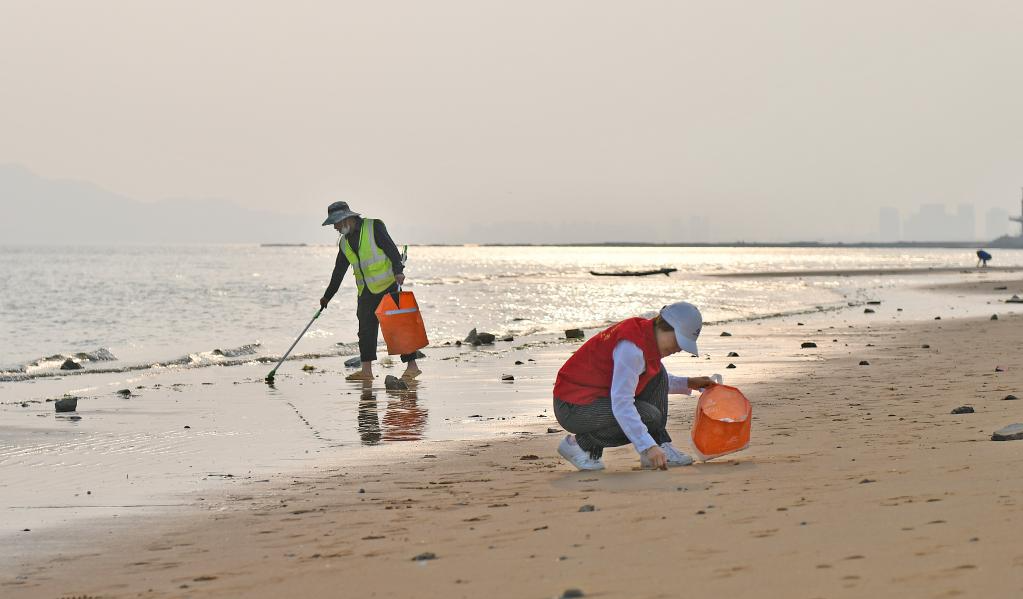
[340,218,396,294]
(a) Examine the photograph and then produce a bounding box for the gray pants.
[553,367,671,459]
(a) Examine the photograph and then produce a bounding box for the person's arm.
[373,219,404,275]
[610,340,658,455]
[667,374,691,395]
[320,247,351,307]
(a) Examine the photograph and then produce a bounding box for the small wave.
[0,342,362,383]
[211,343,261,357]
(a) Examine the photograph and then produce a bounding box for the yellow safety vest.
[340,218,396,295]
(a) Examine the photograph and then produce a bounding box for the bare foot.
[401,367,422,381]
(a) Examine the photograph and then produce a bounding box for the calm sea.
[2,244,1019,376]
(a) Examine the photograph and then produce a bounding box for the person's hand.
[395,273,406,287]
[688,376,718,390]
[642,446,668,470]
[320,297,329,310]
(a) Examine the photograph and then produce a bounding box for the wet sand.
[5,290,1023,597]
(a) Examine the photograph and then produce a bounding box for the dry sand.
[5,310,1023,598]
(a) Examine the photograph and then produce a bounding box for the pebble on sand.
[54,396,78,413]
[561,590,585,599]
[412,552,437,562]
[344,356,362,368]
[1003,394,1018,401]
[991,423,1023,441]
[60,358,82,370]
[565,328,585,340]
[547,427,562,433]
[864,308,875,314]
[991,314,999,320]
[384,375,409,391]
[302,364,315,371]
[578,504,596,512]
[921,344,931,349]
[720,332,732,337]
[501,374,515,381]
[951,406,975,414]
[726,363,737,369]
[727,352,740,357]
[116,388,132,397]
[520,454,539,460]
[801,342,817,349]
[859,360,870,366]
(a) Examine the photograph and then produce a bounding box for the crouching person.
[553,302,717,471]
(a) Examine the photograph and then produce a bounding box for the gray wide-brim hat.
[322,201,361,226]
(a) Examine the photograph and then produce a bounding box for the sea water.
[4,244,1019,377]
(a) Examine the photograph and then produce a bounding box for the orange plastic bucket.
[375,291,429,355]
[690,384,752,461]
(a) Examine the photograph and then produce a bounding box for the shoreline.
[6,289,1023,597]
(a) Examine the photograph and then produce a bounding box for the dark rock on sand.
[561,590,585,599]
[344,356,362,368]
[864,308,875,314]
[859,360,870,366]
[951,406,974,414]
[565,328,585,340]
[727,352,740,357]
[520,454,539,460]
[54,397,78,412]
[991,423,1023,441]
[501,374,514,381]
[302,364,315,371]
[801,342,817,349]
[477,332,496,345]
[116,389,132,397]
[547,427,561,433]
[934,316,942,320]
[60,358,82,370]
[1003,394,1018,401]
[995,286,1008,290]
[384,375,409,391]
[501,335,514,342]
[720,332,732,337]
[412,552,436,562]
[578,504,595,512]
[991,314,999,320]
[726,363,737,369]
[515,360,524,365]
[867,301,881,305]
[921,344,930,349]
[1007,295,1023,304]
[465,328,480,345]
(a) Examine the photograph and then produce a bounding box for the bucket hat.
[660,302,702,356]
[322,201,361,226]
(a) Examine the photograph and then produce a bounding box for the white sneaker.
[557,435,605,471]
[640,442,694,468]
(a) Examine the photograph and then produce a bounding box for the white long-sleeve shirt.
[611,340,692,454]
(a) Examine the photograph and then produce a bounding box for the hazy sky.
[3,1,1023,243]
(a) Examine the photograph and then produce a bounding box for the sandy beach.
[5,276,1023,599]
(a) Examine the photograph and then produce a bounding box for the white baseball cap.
[660,302,702,356]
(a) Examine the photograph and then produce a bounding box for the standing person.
[552,302,717,471]
[320,201,421,381]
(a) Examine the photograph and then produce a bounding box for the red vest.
[553,317,663,405]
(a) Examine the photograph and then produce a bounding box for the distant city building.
[878,207,900,241]
[985,207,1010,240]
[902,203,977,241]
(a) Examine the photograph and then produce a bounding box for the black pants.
[553,367,671,459]
[357,283,417,364]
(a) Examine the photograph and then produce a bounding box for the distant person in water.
[552,302,718,471]
[320,201,421,381]
[977,249,992,268]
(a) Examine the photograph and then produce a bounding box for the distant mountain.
[0,164,322,244]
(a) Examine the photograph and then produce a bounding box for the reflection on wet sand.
[355,379,427,445]
[357,381,382,445]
